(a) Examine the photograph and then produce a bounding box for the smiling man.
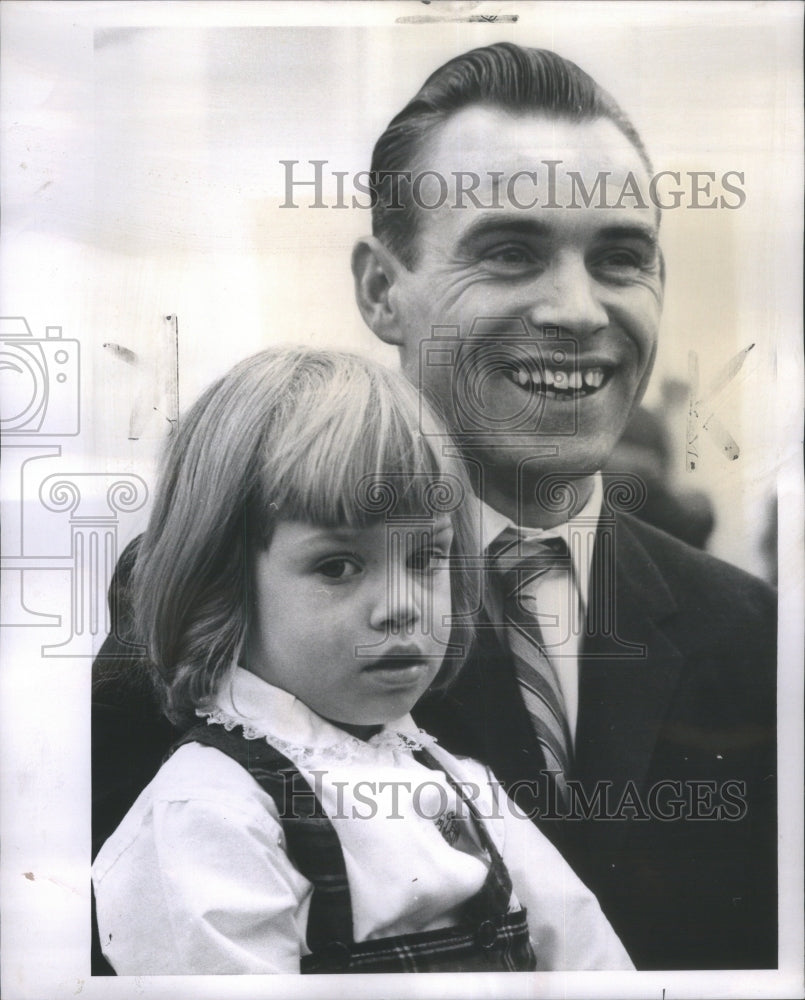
[351,44,777,971]
[354,108,663,523]
[92,43,777,974]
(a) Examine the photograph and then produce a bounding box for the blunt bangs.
[252,356,459,532]
[133,347,479,726]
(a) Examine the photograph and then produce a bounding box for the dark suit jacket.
[92,513,777,971]
[416,511,777,970]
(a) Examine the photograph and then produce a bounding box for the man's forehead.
[420,105,648,177]
[408,105,658,244]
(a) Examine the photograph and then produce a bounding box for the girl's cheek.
[432,574,453,622]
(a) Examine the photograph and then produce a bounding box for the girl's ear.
[351,237,407,346]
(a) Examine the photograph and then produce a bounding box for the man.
[93,43,776,971]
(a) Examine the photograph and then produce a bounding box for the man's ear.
[351,237,407,346]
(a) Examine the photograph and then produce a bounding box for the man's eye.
[601,250,639,266]
[593,248,654,276]
[316,558,361,580]
[484,244,536,266]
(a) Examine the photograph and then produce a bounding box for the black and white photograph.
[1,2,803,998]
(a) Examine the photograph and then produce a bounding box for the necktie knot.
[488,528,570,600]
[488,526,568,562]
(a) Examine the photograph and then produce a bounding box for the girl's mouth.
[363,649,433,687]
[365,652,428,673]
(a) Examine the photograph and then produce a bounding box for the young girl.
[92,347,633,975]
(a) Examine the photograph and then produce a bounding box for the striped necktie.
[490,527,574,803]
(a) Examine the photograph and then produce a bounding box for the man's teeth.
[510,366,606,392]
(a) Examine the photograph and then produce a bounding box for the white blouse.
[92,667,633,975]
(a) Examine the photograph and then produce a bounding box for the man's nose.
[525,254,609,338]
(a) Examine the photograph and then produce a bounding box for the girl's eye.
[408,546,450,573]
[316,558,361,580]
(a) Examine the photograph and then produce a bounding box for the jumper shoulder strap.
[413,747,513,919]
[168,722,538,974]
[168,721,354,952]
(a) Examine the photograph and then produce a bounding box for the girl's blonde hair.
[132,347,478,727]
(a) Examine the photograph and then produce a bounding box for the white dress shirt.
[92,665,632,974]
[478,473,604,745]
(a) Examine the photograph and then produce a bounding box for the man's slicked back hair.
[370,42,652,267]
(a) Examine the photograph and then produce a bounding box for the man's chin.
[465,435,616,474]
[461,438,609,517]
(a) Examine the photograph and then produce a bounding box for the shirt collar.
[476,472,603,612]
[207,665,421,749]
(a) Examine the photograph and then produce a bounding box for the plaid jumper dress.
[170,722,538,973]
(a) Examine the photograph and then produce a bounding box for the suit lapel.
[467,512,686,803]
[420,513,686,845]
[576,514,684,802]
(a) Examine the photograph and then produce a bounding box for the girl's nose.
[369,538,423,635]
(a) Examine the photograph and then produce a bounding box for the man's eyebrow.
[453,218,659,256]
[594,224,659,249]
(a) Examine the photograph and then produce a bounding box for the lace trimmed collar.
[195,667,439,768]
